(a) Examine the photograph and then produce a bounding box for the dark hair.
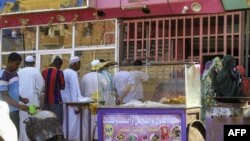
[99,59,106,63]
[52,56,63,66]
[25,62,35,66]
[8,52,22,62]
[133,59,143,66]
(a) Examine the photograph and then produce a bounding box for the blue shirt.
[0,69,19,112]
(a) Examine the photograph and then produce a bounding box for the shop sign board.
[102,114,182,141]
[222,0,250,10]
[0,0,91,14]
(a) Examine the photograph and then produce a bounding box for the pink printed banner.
[129,0,148,2]
[102,114,182,141]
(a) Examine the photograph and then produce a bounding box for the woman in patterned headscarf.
[201,57,222,122]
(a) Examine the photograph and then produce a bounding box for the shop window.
[234,15,240,33]
[193,18,200,36]
[210,16,216,35]
[202,17,208,35]
[74,49,115,77]
[122,12,242,65]
[185,19,191,36]
[164,20,169,37]
[150,21,156,38]
[2,27,36,52]
[144,21,150,39]
[218,16,224,34]
[217,36,224,52]
[40,54,70,71]
[227,15,232,33]
[39,24,72,50]
[170,20,176,37]
[178,19,183,37]
[158,21,163,37]
[75,20,115,47]
[137,22,143,39]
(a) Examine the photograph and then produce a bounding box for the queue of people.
[0,52,149,141]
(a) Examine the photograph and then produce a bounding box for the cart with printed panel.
[96,63,205,141]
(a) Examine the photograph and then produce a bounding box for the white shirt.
[18,67,44,141]
[80,72,107,101]
[61,68,82,102]
[125,71,148,103]
[18,67,44,106]
[114,70,148,103]
[113,71,130,97]
[80,71,108,140]
[61,68,82,140]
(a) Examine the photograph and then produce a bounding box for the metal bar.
[215,15,218,53]
[238,12,242,65]
[142,21,145,59]
[126,22,129,60]
[155,20,159,63]
[191,17,194,61]
[183,17,186,61]
[231,14,234,56]
[134,22,137,59]
[208,15,210,54]
[168,19,171,61]
[162,19,165,62]
[175,18,178,61]
[224,14,227,55]
[199,17,203,65]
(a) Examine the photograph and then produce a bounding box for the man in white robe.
[80,59,109,141]
[115,60,148,104]
[61,56,82,141]
[18,55,44,141]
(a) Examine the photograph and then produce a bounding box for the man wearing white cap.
[17,55,44,141]
[61,56,82,141]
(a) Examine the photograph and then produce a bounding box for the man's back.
[18,67,44,105]
[42,67,65,104]
[113,71,130,97]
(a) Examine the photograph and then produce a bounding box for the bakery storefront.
[0,0,118,76]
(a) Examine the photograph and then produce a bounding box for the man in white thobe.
[18,55,44,141]
[115,60,148,104]
[80,59,109,141]
[61,56,82,141]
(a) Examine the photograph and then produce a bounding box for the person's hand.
[116,97,123,105]
[19,104,28,112]
[22,98,29,104]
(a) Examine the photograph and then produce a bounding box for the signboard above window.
[0,0,96,15]
[222,0,250,10]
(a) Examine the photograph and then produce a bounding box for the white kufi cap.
[91,59,101,67]
[70,56,80,64]
[25,55,35,62]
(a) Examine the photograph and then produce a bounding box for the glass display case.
[94,62,201,108]
[95,63,202,141]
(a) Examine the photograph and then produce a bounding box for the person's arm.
[35,71,45,95]
[117,84,131,104]
[2,91,28,111]
[59,71,65,90]
[19,96,29,104]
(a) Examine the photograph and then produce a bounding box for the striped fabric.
[0,69,19,112]
[42,67,65,104]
